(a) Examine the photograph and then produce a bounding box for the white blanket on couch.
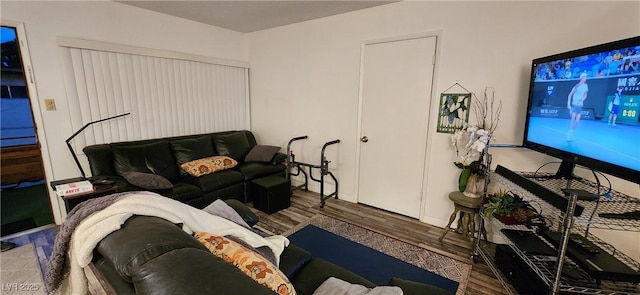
[57,191,289,295]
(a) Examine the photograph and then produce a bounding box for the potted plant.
[454,160,484,193]
[451,87,502,196]
[483,189,536,225]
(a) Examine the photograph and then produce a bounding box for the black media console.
[477,165,640,294]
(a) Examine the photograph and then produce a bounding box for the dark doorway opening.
[1,26,53,236]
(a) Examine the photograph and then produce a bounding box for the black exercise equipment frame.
[285,136,340,208]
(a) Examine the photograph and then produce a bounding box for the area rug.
[285,214,471,295]
[0,243,45,295]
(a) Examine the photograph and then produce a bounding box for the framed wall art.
[437,87,471,133]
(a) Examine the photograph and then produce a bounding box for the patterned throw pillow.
[194,232,296,295]
[180,156,238,177]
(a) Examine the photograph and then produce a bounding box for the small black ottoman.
[250,175,291,214]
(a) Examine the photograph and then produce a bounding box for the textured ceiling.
[116,1,397,33]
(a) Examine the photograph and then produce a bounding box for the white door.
[357,36,436,218]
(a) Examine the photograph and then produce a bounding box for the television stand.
[475,165,640,294]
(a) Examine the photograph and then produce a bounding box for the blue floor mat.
[287,224,458,293]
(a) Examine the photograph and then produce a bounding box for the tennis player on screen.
[567,72,588,141]
[608,86,623,126]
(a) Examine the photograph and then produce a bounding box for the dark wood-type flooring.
[250,189,508,295]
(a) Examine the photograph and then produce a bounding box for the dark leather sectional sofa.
[83,130,286,208]
[83,130,454,295]
[91,200,453,295]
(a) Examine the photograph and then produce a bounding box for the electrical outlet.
[44,99,56,111]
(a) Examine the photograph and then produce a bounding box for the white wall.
[1,1,248,222]
[247,1,640,259]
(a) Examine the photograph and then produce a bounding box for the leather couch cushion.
[184,169,244,193]
[213,132,252,162]
[132,248,275,295]
[112,141,179,181]
[160,182,204,204]
[111,178,204,206]
[290,259,375,295]
[234,162,286,181]
[83,144,116,176]
[170,135,215,176]
[201,184,244,208]
[97,216,206,282]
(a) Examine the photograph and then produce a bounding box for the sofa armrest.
[279,243,312,278]
[223,199,259,227]
[96,216,207,281]
[91,257,135,295]
[272,152,287,165]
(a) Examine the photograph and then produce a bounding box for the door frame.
[354,31,442,222]
[1,20,63,223]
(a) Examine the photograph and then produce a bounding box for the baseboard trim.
[421,216,448,228]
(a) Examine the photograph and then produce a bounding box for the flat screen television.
[523,36,640,184]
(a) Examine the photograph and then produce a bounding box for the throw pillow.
[194,232,296,295]
[224,235,278,267]
[112,141,179,180]
[180,156,238,177]
[202,199,252,230]
[244,145,281,163]
[121,171,173,190]
[312,277,403,295]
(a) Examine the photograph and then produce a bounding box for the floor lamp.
[50,113,130,188]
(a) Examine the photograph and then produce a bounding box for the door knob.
[361,136,368,143]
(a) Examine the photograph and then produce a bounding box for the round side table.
[439,191,487,243]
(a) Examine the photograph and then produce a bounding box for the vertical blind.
[58,39,249,166]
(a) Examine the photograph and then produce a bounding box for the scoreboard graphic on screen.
[604,95,640,125]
